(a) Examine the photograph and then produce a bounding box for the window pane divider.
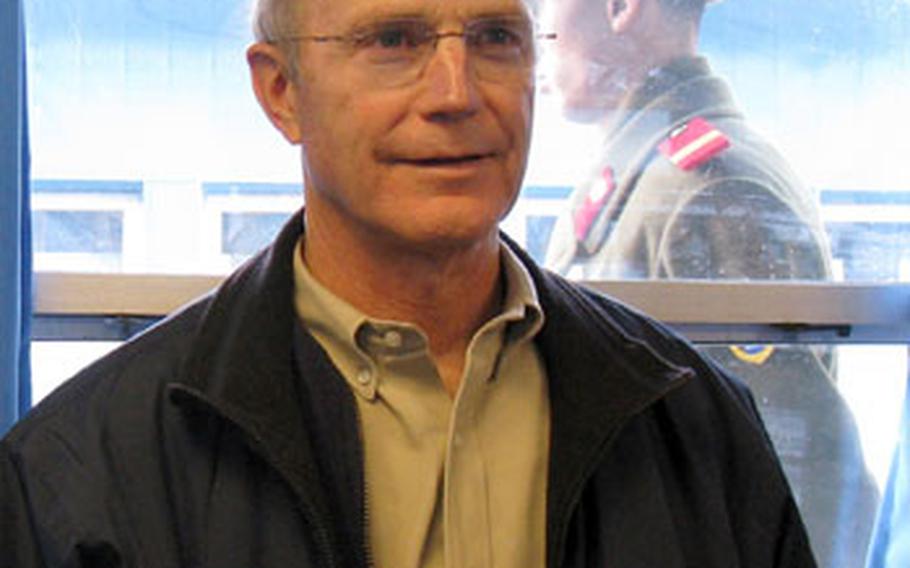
[33,272,910,344]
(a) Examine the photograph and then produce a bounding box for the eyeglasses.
[272,16,557,88]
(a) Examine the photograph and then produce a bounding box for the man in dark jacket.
[2,0,815,566]
[542,0,878,566]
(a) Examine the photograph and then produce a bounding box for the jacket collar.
[169,210,693,567]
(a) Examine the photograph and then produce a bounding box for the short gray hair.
[251,0,303,77]
[250,0,541,76]
[252,0,542,41]
[251,0,300,43]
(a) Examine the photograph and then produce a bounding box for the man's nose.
[415,35,481,120]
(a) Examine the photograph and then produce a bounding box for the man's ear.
[247,42,302,144]
[605,0,642,33]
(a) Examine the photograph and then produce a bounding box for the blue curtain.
[867,359,910,567]
[0,0,32,435]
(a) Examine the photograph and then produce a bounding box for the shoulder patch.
[573,166,616,242]
[658,117,730,171]
[730,345,775,366]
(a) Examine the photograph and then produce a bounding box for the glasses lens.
[467,19,533,60]
[467,18,535,83]
[348,17,537,88]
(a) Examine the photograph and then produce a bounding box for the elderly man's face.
[285,0,536,253]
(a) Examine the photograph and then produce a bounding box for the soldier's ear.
[605,0,642,33]
[247,42,303,144]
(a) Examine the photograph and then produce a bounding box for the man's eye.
[476,25,520,46]
[357,25,424,50]
[469,20,532,55]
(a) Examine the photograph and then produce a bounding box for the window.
[34,210,123,253]
[31,179,141,272]
[204,182,301,271]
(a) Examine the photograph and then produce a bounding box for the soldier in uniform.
[543,0,879,566]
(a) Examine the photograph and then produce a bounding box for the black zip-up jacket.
[1,211,816,567]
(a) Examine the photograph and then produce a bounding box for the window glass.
[535,0,910,282]
[33,210,123,254]
[31,180,142,272]
[26,0,298,274]
[30,341,120,403]
[25,0,910,281]
[24,5,910,562]
[221,212,289,257]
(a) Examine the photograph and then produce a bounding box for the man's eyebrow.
[457,10,535,26]
[343,10,426,32]
[472,8,533,19]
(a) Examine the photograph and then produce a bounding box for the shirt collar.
[499,240,545,343]
[293,237,383,399]
[292,236,545,398]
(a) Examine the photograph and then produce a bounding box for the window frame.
[32,272,910,344]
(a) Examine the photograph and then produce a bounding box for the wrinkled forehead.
[298,0,536,29]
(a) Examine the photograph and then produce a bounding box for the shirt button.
[356,368,373,386]
[383,330,403,349]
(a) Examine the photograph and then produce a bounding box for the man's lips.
[394,153,495,166]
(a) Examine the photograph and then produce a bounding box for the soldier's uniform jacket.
[546,56,830,280]
[545,56,879,567]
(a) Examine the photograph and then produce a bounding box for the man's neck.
[302,210,504,396]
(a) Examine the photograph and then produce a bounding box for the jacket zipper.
[240,424,341,568]
[550,428,623,568]
[355,405,375,568]
[362,475,375,568]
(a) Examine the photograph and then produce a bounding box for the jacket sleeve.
[0,440,47,567]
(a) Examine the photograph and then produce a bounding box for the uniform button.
[356,368,373,386]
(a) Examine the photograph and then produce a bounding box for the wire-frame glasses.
[273,16,557,88]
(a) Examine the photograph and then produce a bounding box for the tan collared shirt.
[293,238,549,568]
